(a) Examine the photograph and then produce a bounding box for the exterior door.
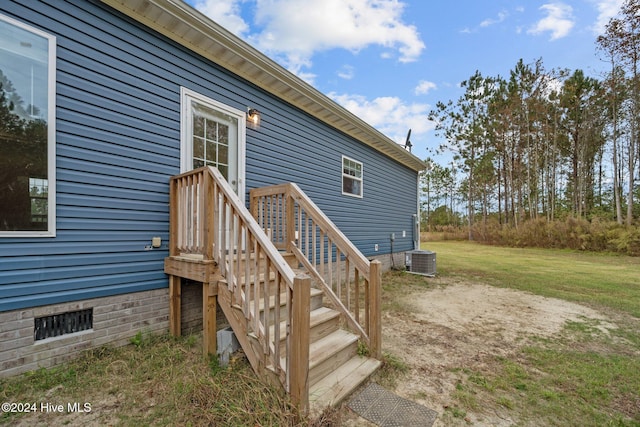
[180,88,245,196]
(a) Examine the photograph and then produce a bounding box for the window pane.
[205,118,216,140]
[343,176,354,194]
[351,179,361,196]
[218,123,228,144]
[205,139,217,163]
[0,18,50,232]
[218,143,228,165]
[193,113,204,136]
[193,136,204,158]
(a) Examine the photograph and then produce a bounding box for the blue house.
[0,0,425,413]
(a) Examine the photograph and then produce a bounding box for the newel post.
[285,185,296,253]
[369,260,382,359]
[289,274,310,415]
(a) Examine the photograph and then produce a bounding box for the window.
[0,14,56,237]
[342,156,363,198]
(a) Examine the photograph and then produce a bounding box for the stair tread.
[269,306,340,342]
[226,285,322,311]
[309,329,358,368]
[310,306,341,325]
[309,356,382,415]
[277,328,358,370]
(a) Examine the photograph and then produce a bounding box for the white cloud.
[328,92,434,144]
[337,65,355,80]
[590,0,624,35]
[480,11,509,28]
[193,0,249,36]
[415,80,437,95]
[253,0,425,72]
[528,3,575,40]
[195,0,425,77]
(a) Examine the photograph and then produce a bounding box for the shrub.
[469,219,640,256]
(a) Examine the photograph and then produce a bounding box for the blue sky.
[184,0,623,162]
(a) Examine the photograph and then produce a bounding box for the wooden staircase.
[164,167,382,417]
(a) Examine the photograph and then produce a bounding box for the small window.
[0,14,56,237]
[342,156,363,198]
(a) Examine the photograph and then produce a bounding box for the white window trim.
[180,87,246,196]
[342,155,363,198]
[0,14,56,238]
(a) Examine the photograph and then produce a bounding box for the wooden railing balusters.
[168,167,308,412]
[249,183,382,357]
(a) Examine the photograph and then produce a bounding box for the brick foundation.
[0,289,171,378]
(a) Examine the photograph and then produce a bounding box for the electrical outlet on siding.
[374,244,379,251]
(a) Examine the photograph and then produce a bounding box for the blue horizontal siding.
[2,261,163,288]
[0,281,163,313]
[1,252,162,272]
[57,169,169,195]
[1,242,166,258]
[2,270,166,297]
[0,0,419,313]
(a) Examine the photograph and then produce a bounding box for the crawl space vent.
[34,308,93,341]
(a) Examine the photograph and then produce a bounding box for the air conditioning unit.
[405,250,436,276]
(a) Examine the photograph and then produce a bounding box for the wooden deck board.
[309,356,382,417]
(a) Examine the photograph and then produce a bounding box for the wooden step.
[223,279,324,326]
[275,329,360,387]
[309,356,382,417]
[308,329,359,387]
[270,306,341,354]
[281,252,299,269]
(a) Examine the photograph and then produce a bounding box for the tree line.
[424,0,639,247]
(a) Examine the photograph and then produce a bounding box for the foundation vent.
[34,308,93,341]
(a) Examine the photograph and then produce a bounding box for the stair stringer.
[217,280,283,388]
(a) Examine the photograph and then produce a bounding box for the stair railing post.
[169,177,178,257]
[289,274,310,415]
[203,169,214,260]
[368,260,382,359]
[285,185,296,254]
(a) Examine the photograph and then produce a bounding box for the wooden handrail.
[250,183,382,358]
[289,183,370,274]
[169,167,310,410]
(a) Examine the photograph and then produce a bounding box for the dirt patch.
[380,278,617,426]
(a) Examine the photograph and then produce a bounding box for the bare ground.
[359,276,620,426]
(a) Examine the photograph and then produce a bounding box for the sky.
[184,0,625,164]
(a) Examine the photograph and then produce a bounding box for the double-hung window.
[342,156,363,198]
[0,14,56,237]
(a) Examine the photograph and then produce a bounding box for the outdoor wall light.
[247,108,261,129]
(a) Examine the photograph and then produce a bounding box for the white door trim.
[180,87,246,197]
